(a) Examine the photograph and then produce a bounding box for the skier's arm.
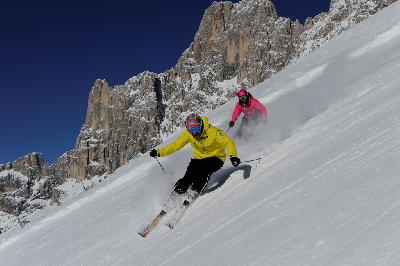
[231,103,242,123]
[215,129,237,158]
[253,98,268,118]
[158,132,190,157]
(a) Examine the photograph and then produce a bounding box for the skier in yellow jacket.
[150,113,241,198]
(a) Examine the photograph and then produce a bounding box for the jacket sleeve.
[215,128,238,158]
[231,103,242,122]
[158,132,190,157]
[253,98,268,117]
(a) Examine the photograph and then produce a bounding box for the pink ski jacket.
[231,96,268,123]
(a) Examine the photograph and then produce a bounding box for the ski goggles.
[238,95,247,101]
[187,125,203,137]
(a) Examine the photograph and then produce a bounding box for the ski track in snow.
[160,175,309,265]
[350,21,400,58]
[326,200,400,265]
[295,63,329,88]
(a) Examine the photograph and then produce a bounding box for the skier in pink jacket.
[229,88,268,137]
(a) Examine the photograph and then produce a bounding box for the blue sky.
[0,0,330,164]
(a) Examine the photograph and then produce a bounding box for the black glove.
[230,157,241,167]
[149,149,159,157]
[229,121,235,128]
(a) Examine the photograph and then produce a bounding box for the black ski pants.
[174,157,224,194]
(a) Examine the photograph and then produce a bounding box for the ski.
[139,191,197,236]
[138,210,167,238]
[138,191,183,237]
[166,200,191,229]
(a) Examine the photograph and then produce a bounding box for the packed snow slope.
[1,3,400,265]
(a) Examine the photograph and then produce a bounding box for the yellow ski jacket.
[158,116,237,162]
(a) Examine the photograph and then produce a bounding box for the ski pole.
[155,157,166,172]
[242,157,262,163]
[225,127,231,134]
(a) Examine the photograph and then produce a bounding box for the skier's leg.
[245,118,257,138]
[235,117,249,138]
[191,157,224,194]
[183,188,199,205]
[162,159,199,211]
[165,158,223,229]
[250,115,264,135]
[173,159,199,194]
[171,157,223,205]
[162,191,183,212]
[165,189,198,229]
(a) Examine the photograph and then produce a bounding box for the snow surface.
[1,2,400,265]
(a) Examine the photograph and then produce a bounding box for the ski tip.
[138,232,148,238]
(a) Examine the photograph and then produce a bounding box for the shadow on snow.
[202,164,252,194]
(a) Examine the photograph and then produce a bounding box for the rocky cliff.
[1,0,397,232]
[300,0,397,56]
[0,153,62,226]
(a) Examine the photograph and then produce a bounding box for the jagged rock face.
[181,0,303,86]
[0,155,63,217]
[69,76,163,181]
[0,171,30,215]
[0,152,46,179]
[298,0,398,56]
